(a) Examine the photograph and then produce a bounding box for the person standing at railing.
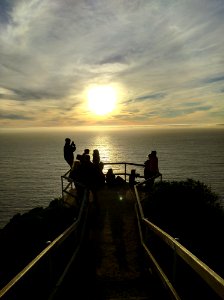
[144,150,159,188]
[69,159,85,201]
[81,148,90,162]
[150,150,159,175]
[92,149,105,187]
[63,138,76,168]
[92,149,100,165]
[144,153,151,179]
[77,154,103,197]
[106,168,116,187]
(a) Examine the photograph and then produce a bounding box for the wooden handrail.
[134,180,224,299]
[0,189,89,299]
[143,218,224,298]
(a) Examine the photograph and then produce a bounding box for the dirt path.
[85,184,165,299]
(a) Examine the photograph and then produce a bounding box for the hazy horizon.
[0,124,224,133]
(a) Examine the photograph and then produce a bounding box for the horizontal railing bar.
[142,243,181,300]
[103,162,145,167]
[0,189,89,298]
[133,171,224,299]
[135,201,180,300]
[48,191,90,300]
[142,218,224,299]
[0,223,76,297]
[104,172,144,177]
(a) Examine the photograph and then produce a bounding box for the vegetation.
[142,179,224,278]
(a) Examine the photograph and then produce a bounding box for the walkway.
[54,183,170,300]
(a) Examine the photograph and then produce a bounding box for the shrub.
[142,179,224,277]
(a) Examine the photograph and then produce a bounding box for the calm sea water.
[0,127,223,229]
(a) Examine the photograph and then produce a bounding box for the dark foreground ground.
[52,184,171,300]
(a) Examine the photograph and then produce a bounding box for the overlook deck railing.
[134,183,224,299]
[62,161,224,299]
[0,187,90,300]
[0,162,224,300]
[103,163,224,299]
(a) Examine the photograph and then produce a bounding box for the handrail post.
[125,163,127,182]
[61,176,64,200]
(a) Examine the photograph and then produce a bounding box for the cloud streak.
[0,0,224,128]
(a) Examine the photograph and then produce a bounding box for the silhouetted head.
[76,154,82,160]
[65,138,71,143]
[151,150,157,156]
[84,149,90,154]
[93,149,99,155]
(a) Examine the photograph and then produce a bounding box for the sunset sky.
[0,0,224,129]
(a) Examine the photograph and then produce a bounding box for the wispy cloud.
[0,0,224,128]
[0,113,33,120]
[203,75,224,84]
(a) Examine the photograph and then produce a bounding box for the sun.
[87,85,117,115]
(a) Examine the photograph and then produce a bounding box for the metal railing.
[0,161,160,299]
[103,161,162,182]
[0,185,90,300]
[134,181,224,299]
[1,162,223,299]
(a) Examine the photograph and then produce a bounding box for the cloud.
[0,0,224,127]
[135,93,166,101]
[203,75,224,84]
[0,113,33,120]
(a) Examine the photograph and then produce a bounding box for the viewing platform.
[0,162,223,300]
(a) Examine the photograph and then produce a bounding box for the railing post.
[61,176,64,200]
[125,163,127,182]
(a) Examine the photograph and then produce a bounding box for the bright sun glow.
[87,85,117,115]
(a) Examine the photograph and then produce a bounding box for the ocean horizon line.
[0,123,223,133]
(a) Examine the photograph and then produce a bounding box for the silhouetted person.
[144,153,151,180]
[144,150,159,188]
[69,160,81,182]
[69,159,84,201]
[149,150,159,176]
[78,154,94,187]
[79,154,104,204]
[106,168,116,187]
[81,149,90,162]
[129,169,138,187]
[92,149,100,165]
[64,138,76,168]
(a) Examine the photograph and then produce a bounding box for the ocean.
[0,127,223,229]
